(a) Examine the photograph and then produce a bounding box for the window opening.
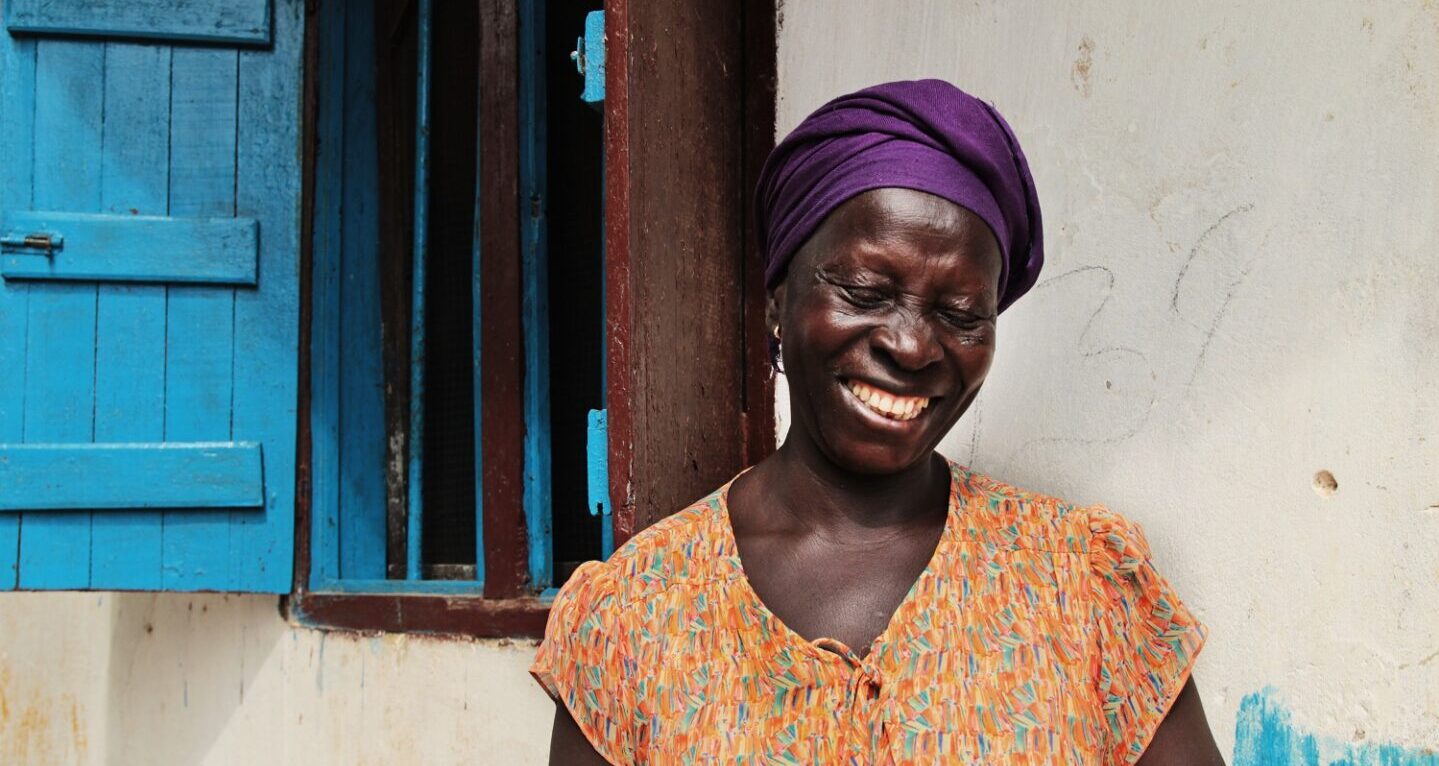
[311,0,607,596]
[545,0,606,585]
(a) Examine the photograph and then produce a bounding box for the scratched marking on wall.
[1234,688,1439,766]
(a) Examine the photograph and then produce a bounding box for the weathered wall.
[1,2,1437,764]
[774,0,1439,762]
[0,593,553,764]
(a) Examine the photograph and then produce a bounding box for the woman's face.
[775,187,1002,475]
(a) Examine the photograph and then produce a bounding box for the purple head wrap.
[755,79,1043,313]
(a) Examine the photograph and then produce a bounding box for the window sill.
[285,590,550,639]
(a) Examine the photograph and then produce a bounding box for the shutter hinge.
[569,11,605,106]
[586,408,611,516]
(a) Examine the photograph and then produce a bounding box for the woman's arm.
[1136,678,1226,765]
[548,703,614,766]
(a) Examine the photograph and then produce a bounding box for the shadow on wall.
[105,593,288,765]
[1234,688,1439,765]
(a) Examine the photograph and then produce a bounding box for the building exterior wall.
[776,0,1439,761]
[0,593,554,765]
[0,1,1435,763]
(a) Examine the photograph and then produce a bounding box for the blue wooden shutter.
[0,0,302,592]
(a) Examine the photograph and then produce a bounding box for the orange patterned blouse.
[531,459,1206,765]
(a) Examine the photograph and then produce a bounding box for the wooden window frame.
[286,0,776,638]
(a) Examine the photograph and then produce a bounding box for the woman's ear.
[766,284,785,339]
[765,285,787,372]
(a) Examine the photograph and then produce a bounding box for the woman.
[532,80,1222,765]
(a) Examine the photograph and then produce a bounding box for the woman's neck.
[753,430,948,537]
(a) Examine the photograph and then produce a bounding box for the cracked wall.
[774,0,1439,760]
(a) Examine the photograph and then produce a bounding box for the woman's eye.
[939,310,984,330]
[840,285,887,307]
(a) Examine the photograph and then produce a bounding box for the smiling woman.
[774,189,1001,477]
[531,80,1224,765]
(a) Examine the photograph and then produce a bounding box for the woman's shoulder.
[947,458,1146,557]
[553,482,733,612]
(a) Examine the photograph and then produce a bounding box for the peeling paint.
[1235,689,1439,765]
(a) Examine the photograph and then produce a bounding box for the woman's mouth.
[843,379,930,421]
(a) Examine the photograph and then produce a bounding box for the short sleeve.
[1087,506,1208,765]
[530,560,637,765]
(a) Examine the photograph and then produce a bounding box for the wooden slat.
[230,0,304,593]
[5,0,272,46]
[605,0,766,540]
[0,211,259,285]
[604,0,636,544]
[518,0,552,591]
[17,39,104,590]
[478,0,527,598]
[163,287,236,587]
[90,42,170,589]
[337,0,386,581]
[0,443,263,511]
[163,48,240,591]
[307,0,345,585]
[406,0,433,581]
[309,0,387,583]
[0,28,36,589]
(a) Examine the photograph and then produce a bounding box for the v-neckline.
[715,457,963,667]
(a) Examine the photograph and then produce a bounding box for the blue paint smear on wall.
[1234,688,1439,766]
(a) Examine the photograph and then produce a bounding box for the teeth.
[846,379,930,421]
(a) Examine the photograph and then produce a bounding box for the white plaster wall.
[0,593,554,764]
[775,0,1439,757]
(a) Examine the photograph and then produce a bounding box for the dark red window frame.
[287,0,776,639]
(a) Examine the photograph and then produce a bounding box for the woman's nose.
[870,313,943,371]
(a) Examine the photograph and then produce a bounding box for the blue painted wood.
[169,48,239,221]
[407,0,433,581]
[338,0,386,581]
[519,0,553,591]
[307,0,343,587]
[17,39,104,590]
[310,0,386,586]
[162,47,240,592]
[586,409,608,516]
[163,287,236,589]
[90,42,170,589]
[579,11,605,105]
[0,29,36,589]
[0,5,303,593]
[586,408,614,558]
[307,0,345,586]
[5,0,272,46]
[16,285,97,588]
[0,443,263,511]
[228,0,304,592]
[0,210,259,285]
